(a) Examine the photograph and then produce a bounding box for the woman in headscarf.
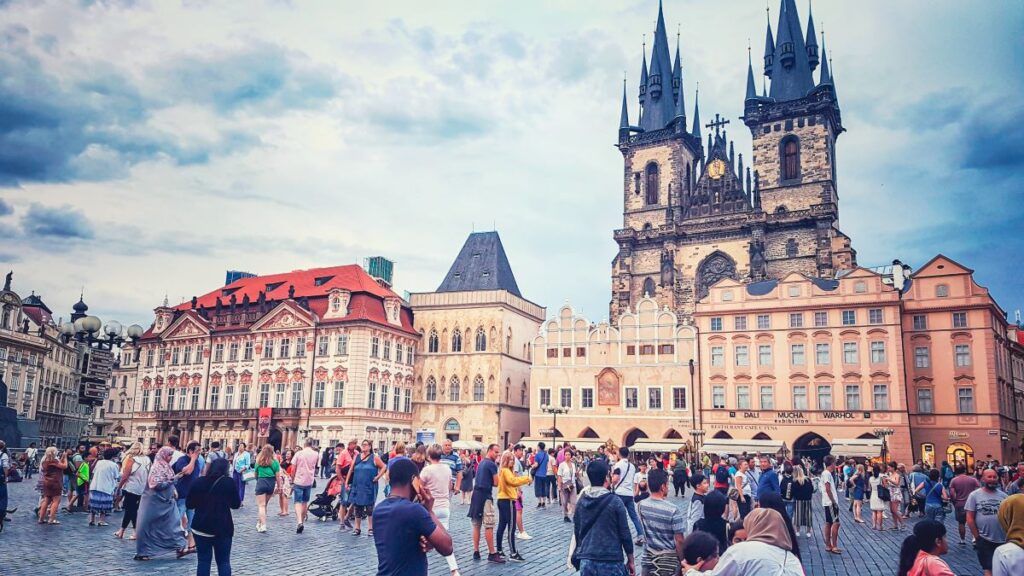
[134,447,187,561]
[757,492,800,561]
[692,490,729,555]
[682,508,804,575]
[993,494,1024,576]
[896,519,954,576]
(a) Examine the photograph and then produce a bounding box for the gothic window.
[685,164,691,193]
[696,252,738,300]
[786,239,798,257]
[634,173,641,195]
[645,163,659,205]
[425,377,437,402]
[451,329,462,352]
[449,376,461,401]
[642,277,656,298]
[428,329,439,353]
[781,137,800,181]
[475,327,487,352]
[473,376,485,402]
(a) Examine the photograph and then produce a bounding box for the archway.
[579,427,600,439]
[443,418,461,441]
[713,431,733,439]
[752,432,772,440]
[624,428,649,448]
[793,432,831,464]
[663,429,683,439]
[946,442,974,471]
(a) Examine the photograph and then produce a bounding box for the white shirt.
[26,447,37,460]
[820,469,838,507]
[612,459,636,497]
[557,460,577,484]
[993,542,1024,576]
[684,540,803,576]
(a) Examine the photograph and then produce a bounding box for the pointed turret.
[818,33,831,86]
[745,47,758,101]
[768,0,816,101]
[763,7,775,77]
[805,3,819,71]
[619,79,630,140]
[672,37,682,96]
[753,171,762,210]
[674,78,685,119]
[639,0,676,131]
[691,87,702,140]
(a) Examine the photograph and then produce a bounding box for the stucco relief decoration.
[259,370,272,384]
[382,371,391,383]
[240,370,253,385]
[142,377,152,389]
[155,376,164,387]
[275,368,288,383]
[171,321,202,338]
[332,367,347,381]
[405,376,414,386]
[267,312,297,329]
[697,252,737,300]
[291,369,304,382]
[315,367,328,380]
[167,375,177,386]
[210,372,222,386]
[597,368,621,406]
[226,370,237,384]
[191,374,201,386]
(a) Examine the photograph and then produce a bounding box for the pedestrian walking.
[949,464,980,545]
[967,468,1009,576]
[851,464,866,523]
[993,494,1024,576]
[253,444,280,533]
[467,443,501,563]
[557,449,579,523]
[345,439,386,537]
[38,446,67,524]
[373,458,454,576]
[421,444,461,576]
[896,519,955,576]
[291,438,318,533]
[115,442,149,539]
[693,489,730,556]
[232,442,250,505]
[686,473,709,534]
[638,469,686,576]
[89,448,119,527]
[924,468,949,523]
[497,450,531,562]
[572,459,636,576]
[612,446,645,545]
[820,455,842,554]
[186,457,241,576]
[134,447,188,561]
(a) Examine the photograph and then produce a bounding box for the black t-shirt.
[474,458,498,492]
[372,497,437,576]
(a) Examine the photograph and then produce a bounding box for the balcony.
[154,407,301,420]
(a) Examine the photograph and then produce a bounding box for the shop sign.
[774,411,808,424]
[822,411,856,419]
[728,410,808,425]
[948,431,969,440]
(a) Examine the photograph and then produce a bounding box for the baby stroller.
[308,474,342,521]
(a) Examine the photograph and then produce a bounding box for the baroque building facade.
[411,232,543,448]
[611,0,854,323]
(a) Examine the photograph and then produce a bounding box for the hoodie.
[574,487,634,563]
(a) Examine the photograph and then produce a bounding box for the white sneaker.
[517,531,532,540]
[806,532,812,538]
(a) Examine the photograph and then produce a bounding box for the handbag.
[242,469,256,483]
[570,493,615,570]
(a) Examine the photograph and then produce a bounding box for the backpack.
[715,464,730,485]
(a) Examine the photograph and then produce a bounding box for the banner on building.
[416,428,436,445]
[258,407,272,437]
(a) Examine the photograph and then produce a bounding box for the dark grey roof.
[747,280,778,296]
[767,0,816,102]
[638,1,677,131]
[808,277,839,291]
[436,232,522,297]
[21,293,52,313]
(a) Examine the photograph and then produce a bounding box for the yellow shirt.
[498,467,531,500]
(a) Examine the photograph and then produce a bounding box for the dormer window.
[314,276,334,286]
[331,296,340,313]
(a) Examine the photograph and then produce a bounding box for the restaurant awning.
[519,437,607,451]
[451,440,485,451]
[699,439,787,456]
[628,439,688,452]
[830,438,883,459]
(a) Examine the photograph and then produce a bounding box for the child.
[682,531,721,572]
[728,521,747,546]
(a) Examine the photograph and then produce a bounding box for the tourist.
[441,439,464,495]
[467,443,502,563]
[693,489,729,555]
[734,458,753,520]
[421,444,461,576]
[532,441,550,508]
[949,464,980,545]
[231,442,250,506]
[291,438,318,533]
[205,441,227,474]
[885,462,906,531]
[923,468,949,523]
[320,442,334,479]
[23,441,37,479]
[941,460,954,489]
[134,447,187,561]
[335,440,356,530]
[637,468,685,575]
[790,465,813,538]
[758,492,801,561]
[89,447,119,527]
[851,463,866,523]
[612,446,645,545]
[681,531,721,573]
[672,454,689,498]
[686,473,709,534]
[37,446,67,524]
[373,458,454,576]
[820,455,842,554]
[898,463,912,518]
[728,521,746,545]
[62,448,77,511]
[188,458,241,576]
[573,459,635,576]
[779,462,795,519]
[967,468,1009,576]
[345,438,386,537]
[557,447,579,523]
[459,450,475,505]
[896,519,954,576]
[548,448,560,503]
[497,450,531,562]
[712,456,730,496]
[512,443,531,540]
[634,461,650,503]
[993,494,1024,575]
[868,465,886,530]
[114,442,149,539]
[682,508,803,575]
[172,441,203,554]
[253,444,280,533]
[909,465,930,518]
[277,448,293,516]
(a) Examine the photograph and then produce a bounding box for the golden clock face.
[708,159,726,179]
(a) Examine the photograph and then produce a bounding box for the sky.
[0,0,1022,330]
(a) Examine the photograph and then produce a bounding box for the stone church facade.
[611,0,856,323]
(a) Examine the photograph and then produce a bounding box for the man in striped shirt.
[637,469,686,575]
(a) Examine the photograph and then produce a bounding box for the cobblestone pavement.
[0,479,987,575]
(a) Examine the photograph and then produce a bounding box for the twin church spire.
[621,1,688,134]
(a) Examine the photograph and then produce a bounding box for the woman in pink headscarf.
[134,447,187,560]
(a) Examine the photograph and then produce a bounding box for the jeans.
[925,504,946,523]
[738,497,752,519]
[580,559,628,576]
[785,501,795,520]
[618,494,644,538]
[195,533,232,576]
[121,492,141,529]
[496,499,518,555]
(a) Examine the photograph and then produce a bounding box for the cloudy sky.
[1,0,1021,329]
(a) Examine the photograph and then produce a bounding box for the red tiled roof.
[22,306,52,327]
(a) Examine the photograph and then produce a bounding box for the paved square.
[0,479,987,575]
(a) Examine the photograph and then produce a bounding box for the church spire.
[672,29,683,98]
[768,0,815,101]
[805,1,819,71]
[745,44,758,101]
[620,78,630,130]
[675,76,685,119]
[691,85,702,140]
[763,4,775,77]
[818,31,831,86]
[639,0,677,131]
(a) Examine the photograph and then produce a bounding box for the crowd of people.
[4,435,1024,576]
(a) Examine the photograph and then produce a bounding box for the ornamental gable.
[249,301,314,332]
[162,313,210,340]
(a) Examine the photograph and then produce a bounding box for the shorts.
[975,536,1000,571]
[176,499,195,532]
[354,504,374,519]
[954,506,967,524]
[254,477,276,496]
[293,484,312,503]
[824,503,840,524]
[471,498,496,529]
[534,476,548,498]
[515,494,523,512]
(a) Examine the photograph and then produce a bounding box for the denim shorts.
[176,499,195,531]
[293,484,313,503]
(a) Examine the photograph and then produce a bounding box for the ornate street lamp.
[540,404,568,450]
[60,316,143,350]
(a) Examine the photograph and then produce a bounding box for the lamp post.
[540,404,568,450]
[873,427,895,463]
[688,429,705,465]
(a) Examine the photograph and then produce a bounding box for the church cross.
[706,114,730,135]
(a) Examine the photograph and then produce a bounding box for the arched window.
[643,277,656,297]
[521,382,527,405]
[451,329,462,352]
[475,327,487,352]
[426,377,437,402]
[685,163,691,193]
[449,376,461,402]
[428,330,439,353]
[786,238,798,257]
[782,137,800,180]
[474,376,485,402]
[645,163,659,205]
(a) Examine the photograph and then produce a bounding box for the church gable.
[686,123,751,219]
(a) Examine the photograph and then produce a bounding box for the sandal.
[134,555,151,561]
[48,520,61,524]
[353,529,361,536]
[113,531,124,539]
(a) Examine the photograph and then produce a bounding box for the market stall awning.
[699,439,787,456]
[519,437,607,451]
[451,440,485,451]
[629,439,688,452]
[830,438,883,459]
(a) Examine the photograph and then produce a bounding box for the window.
[672,387,687,410]
[789,313,803,328]
[952,312,968,328]
[582,388,594,409]
[449,377,461,402]
[539,388,551,407]
[735,345,749,366]
[736,385,751,409]
[475,328,487,351]
[758,345,772,366]
[379,384,388,411]
[814,312,828,327]
[792,385,808,410]
[870,341,886,363]
[561,388,573,408]
[787,285,800,297]
[263,339,274,359]
[337,334,348,356]
[426,377,437,402]
[240,385,250,408]
[757,314,771,330]
[957,387,974,413]
[171,347,180,365]
[145,349,154,367]
[404,388,412,413]
[710,317,723,332]
[183,345,192,365]
[221,385,232,409]
[782,137,799,180]
[912,315,927,330]
[407,346,414,365]
[645,162,659,205]
[451,330,462,352]
[845,385,861,410]
[243,341,254,360]
[194,345,203,364]
[710,346,724,367]
[367,336,377,358]
[208,386,218,410]
[917,388,933,414]
[868,309,883,324]
[228,342,239,361]
[648,388,662,410]
[734,316,747,330]
[291,382,301,408]
[427,330,439,353]
[815,343,831,365]
[955,344,971,367]
[141,389,150,411]
[474,376,485,402]
[760,386,774,409]
[275,383,286,407]
[936,284,949,297]
[382,339,391,361]
[396,343,404,363]
[914,347,930,368]
[367,382,377,408]
[625,387,639,409]
[817,385,833,410]
[712,386,725,409]
[295,336,306,357]
[259,383,270,407]
[843,342,858,364]
[279,338,291,358]
[191,387,200,409]
[873,384,890,410]
[317,336,328,356]
[790,344,805,365]
[842,310,856,325]
[178,389,187,410]
[393,387,401,412]
[332,381,345,408]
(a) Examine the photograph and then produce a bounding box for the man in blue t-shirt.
[441,439,464,493]
[173,441,203,552]
[373,458,453,576]
[533,442,549,508]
